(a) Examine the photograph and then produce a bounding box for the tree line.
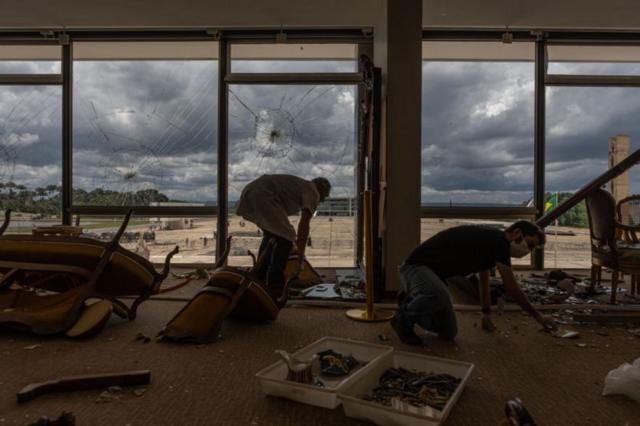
[0,182,169,217]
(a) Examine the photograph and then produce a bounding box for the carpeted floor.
[0,281,639,425]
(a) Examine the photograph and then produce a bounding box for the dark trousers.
[256,230,293,289]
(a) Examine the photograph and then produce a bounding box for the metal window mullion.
[533,39,546,270]
[546,74,640,87]
[224,72,363,85]
[0,74,62,85]
[216,39,229,263]
[68,206,219,217]
[62,43,72,225]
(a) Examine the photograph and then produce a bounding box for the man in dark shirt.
[391,220,557,345]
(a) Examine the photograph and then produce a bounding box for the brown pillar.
[383,0,422,292]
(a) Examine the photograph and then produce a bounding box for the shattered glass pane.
[0,86,62,233]
[73,51,218,206]
[228,84,356,267]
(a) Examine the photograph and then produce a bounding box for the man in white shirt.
[236,174,331,297]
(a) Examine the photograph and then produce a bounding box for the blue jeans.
[395,263,458,340]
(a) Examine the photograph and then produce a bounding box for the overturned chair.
[159,237,312,344]
[0,210,178,337]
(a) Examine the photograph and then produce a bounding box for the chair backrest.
[616,194,640,226]
[585,188,617,250]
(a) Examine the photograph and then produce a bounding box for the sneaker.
[390,316,423,346]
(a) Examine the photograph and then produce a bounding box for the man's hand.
[535,313,557,331]
[481,314,497,332]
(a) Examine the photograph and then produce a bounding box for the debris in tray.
[318,349,361,376]
[275,350,316,385]
[361,367,461,411]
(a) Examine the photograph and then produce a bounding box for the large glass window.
[227,82,357,267]
[230,44,357,73]
[545,85,640,269]
[421,41,535,207]
[72,42,218,207]
[74,215,217,264]
[548,45,640,75]
[0,45,61,74]
[0,85,62,233]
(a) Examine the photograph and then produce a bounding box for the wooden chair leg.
[610,270,618,304]
[632,275,637,296]
[590,265,598,293]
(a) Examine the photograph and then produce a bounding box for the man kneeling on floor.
[391,221,557,345]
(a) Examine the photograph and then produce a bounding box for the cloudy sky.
[2,56,640,208]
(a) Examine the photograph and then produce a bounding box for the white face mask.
[510,238,530,258]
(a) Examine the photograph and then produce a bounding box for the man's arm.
[495,262,556,330]
[295,208,313,260]
[478,270,496,332]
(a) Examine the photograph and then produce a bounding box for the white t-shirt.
[236,174,320,242]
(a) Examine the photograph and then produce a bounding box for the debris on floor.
[28,411,75,426]
[17,370,151,403]
[96,386,123,404]
[602,357,640,402]
[23,344,41,350]
[134,332,152,343]
[550,328,580,339]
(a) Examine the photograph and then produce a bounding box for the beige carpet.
[0,288,639,425]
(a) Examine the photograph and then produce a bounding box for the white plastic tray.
[338,351,474,426]
[256,336,393,409]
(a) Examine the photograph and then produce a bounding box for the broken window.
[227,83,357,267]
[72,42,218,207]
[0,85,62,233]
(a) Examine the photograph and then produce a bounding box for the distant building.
[149,201,203,230]
[316,197,356,216]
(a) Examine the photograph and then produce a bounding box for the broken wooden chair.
[0,209,178,336]
[159,236,302,343]
[585,189,640,303]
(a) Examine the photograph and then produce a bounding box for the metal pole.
[216,38,229,262]
[62,42,73,225]
[533,38,546,269]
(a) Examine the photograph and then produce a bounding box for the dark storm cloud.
[422,61,640,205]
[5,57,640,206]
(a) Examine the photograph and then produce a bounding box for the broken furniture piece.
[159,237,294,344]
[17,370,150,403]
[0,209,177,336]
[585,189,640,303]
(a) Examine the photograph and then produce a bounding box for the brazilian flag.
[544,192,559,213]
